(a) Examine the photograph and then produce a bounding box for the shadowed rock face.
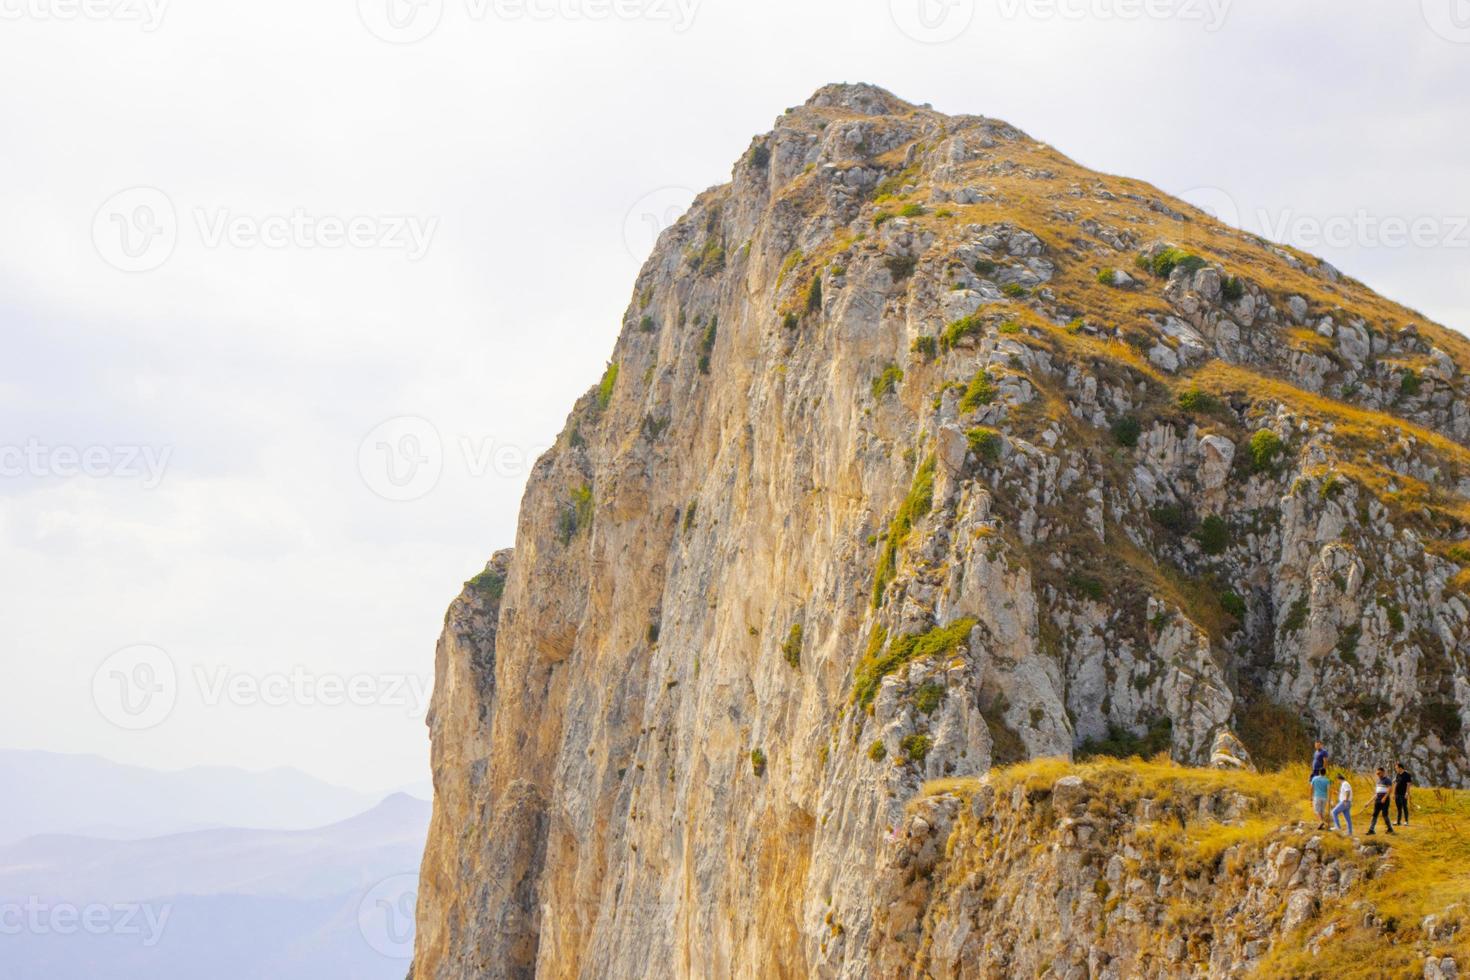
[411,83,1470,978]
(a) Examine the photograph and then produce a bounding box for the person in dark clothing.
[1311,741,1329,778]
[1367,767,1396,835]
[1394,762,1414,825]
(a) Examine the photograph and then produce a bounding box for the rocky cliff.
[410,83,1470,978]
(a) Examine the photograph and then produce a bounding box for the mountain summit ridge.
[411,84,1470,978]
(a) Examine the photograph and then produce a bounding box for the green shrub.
[1423,702,1463,742]
[911,335,937,360]
[781,623,803,670]
[683,501,697,533]
[1196,515,1229,555]
[867,740,887,762]
[958,371,996,412]
[901,733,932,763]
[871,363,904,398]
[1077,717,1173,760]
[1112,416,1142,447]
[941,313,984,351]
[1001,282,1029,298]
[967,427,1002,463]
[913,681,946,715]
[639,315,656,333]
[1139,247,1206,279]
[466,568,506,600]
[1248,430,1283,472]
[853,617,975,709]
[750,748,767,776]
[873,211,895,228]
[1220,275,1245,302]
[1177,387,1218,413]
[782,311,799,330]
[1150,504,1192,534]
[1096,268,1116,285]
[749,143,770,168]
[597,362,619,410]
[872,455,937,608]
[806,276,823,314]
[885,255,917,280]
[1068,574,1105,601]
[557,484,594,545]
[692,237,724,274]
[647,620,660,644]
[998,320,1021,335]
[1220,590,1246,619]
[1282,596,1309,632]
[1400,369,1423,396]
[935,208,954,218]
[900,203,926,218]
[697,316,718,374]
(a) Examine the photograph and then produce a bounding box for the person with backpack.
[1330,772,1354,835]
[1393,762,1414,826]
[1310,770,1331,829]
[1367,767,1396,835]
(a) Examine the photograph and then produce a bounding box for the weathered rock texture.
[411,84,1470,978]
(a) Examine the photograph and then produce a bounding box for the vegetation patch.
[1248,429,1284,472]
[697,316,718,374]
[556,484,595,545]
[941,313,985,351]
[871,363,904,399]
[750,748,766,777]
[958,370,997,412]
[911,335,937,360]
[1195,515,1229,555]
[781,623,803,670]
[901,733,932,764]
[1076,717,1173,760]
[867,739,887,762]
[1137,246,1206,280]
[852,618,976,710]
[967,427,1002,463]
[871,454,937,608]
[596,362,619,410]
[1112,416,1142,448]
[466,568,506,601]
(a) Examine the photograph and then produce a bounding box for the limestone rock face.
[411,83,1470,978]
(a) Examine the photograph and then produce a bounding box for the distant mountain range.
[0,749,405,845]
[0,751,431,979]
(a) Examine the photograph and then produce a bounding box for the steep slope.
[411,83,1470,979]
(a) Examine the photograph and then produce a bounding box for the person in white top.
[1330,772,1354,835]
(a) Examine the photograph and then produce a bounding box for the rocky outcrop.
[411,83,1470,978]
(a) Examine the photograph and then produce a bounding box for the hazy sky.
[1,0,1466,794]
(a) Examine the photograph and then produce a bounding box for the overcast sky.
[1,0,1466,795]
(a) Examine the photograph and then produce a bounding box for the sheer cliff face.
[412,83,1470,979]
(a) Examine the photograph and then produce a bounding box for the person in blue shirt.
[1310,771,1331,829]
[1311,740,1329,778]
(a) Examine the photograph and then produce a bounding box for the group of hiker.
[1308,740,1414,836]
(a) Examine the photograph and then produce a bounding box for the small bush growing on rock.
[1068,574,1105,601]
[1220,275,1245,302]
[1112,416,1142,448]
[466,568,506,600]
[1077,717,1172,760]
[557,484,595,545]
[1248,430,1284,472]
[1177,387,1219,413]
[1423,702,1463,742]
[871,363,904,399]
[873,210,895,228]
[682,501,697,534]
[913,682,946,715]
[1138,247,1206,280]
[750,748,766,777]
[1150,504,1192,534]
[998,320,1021,335]
[958,371,996,412]
[647,621,660,645]
[1001,282,1029,298]
[900,203,926,218]
[697,316,718,374]
[748,143,770,168]
[901,733,932,763]
[941,313,984,351]
[885,255,917,281]
[853,617,975,709]
[966,427,1002,463]
[911,335,937,360]
[1196,515,1229,555]
[1400,369,1423,396]
[867,740,887,762]
[1096,268,1116,285]
[782,311,799,330]
[1282,597,1309,633]
[805,276,823,314]
[639,315,656,333]
[974,259,996,277]
[1219,590,1246,620]
[597,362,619,410]
[781,623,803,670]
[871,456,937,608]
